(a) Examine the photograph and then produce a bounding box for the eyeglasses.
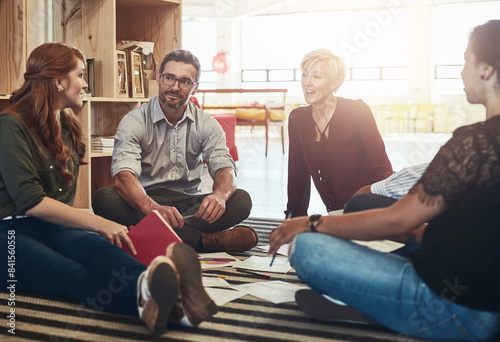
[160,73,198,90]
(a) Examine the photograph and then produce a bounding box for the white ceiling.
[182,0,486,18]
[182,0,396,18]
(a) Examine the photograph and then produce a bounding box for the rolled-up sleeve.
[0,115,47,215]
[111,112,145,179]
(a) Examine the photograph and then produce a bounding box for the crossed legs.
[289,233,500,341]
[92,187,254,251]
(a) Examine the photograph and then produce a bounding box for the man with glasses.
[92,49,256,253]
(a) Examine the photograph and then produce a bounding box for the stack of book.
[91,136,115,153]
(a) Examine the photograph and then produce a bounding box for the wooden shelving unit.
[0,0,182,209]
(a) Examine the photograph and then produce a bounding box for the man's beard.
[160,90,188,109]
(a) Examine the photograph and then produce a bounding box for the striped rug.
[0,217,426,342]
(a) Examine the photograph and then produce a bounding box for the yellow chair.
[433,104,450,133]
[198,89,288,156]
[234,108,287,121]
[370,105,389,134]
[410,103,436,133]
[234,104,287,156]
[385,103,411,133]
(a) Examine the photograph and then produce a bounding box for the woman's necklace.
[314,118,332,142]
[312,97,337,141]
[314,117,333,182]
[312,102,336,182]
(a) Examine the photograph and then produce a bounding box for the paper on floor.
[205,287,248,306]
[202,276,231,288]
[198,252,240,269]
[232,281,304,304]
[255,244,290,256]
[232,255,292,273]
[353,239,403,253]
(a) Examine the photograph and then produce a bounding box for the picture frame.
[128,51,145,98]
[116,50,128,98]
[85,58,95,97]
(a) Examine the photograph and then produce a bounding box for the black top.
[409,115,500,311]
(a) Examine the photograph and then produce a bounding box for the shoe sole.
[295,289,342,322]
[296,289,371,324]
[167,243,218,325]
[148,260,179,336]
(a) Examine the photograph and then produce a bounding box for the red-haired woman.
[0,42,216,335]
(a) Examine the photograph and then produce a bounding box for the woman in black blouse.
[270,20,500,340]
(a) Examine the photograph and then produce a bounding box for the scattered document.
[202,276,231,288]
[233,281,304,304]
[255,244,290,256]
[232,256,292,273]
[198,252,240,270]
[353,239,403,253]
[205,287,248,306]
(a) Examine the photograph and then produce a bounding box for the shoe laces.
[203,231,227,250]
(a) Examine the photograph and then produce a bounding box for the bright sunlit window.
[182,2,500,98]
[182,19,217,86]
[433,1,500,95]
[240,8,410,96]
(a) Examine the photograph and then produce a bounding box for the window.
[182,19,217,88]
[433,1,500,95]
[240,7,410,96]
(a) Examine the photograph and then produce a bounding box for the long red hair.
[1,42,86,184]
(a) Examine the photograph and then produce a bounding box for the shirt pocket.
[186,138,204,170]
[33,157,67,200]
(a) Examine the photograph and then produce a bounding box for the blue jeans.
[0,217,146,316]
[289,233,500,341]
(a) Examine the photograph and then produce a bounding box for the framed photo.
[85,58,95,97]
[128,51,145,98]
[116,50,128,97]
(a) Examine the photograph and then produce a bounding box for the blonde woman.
[286,49,392,216]
[271,21,500,340]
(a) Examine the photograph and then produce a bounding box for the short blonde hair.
[300,49,346,92]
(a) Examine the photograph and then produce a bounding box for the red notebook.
[122,210,182,265]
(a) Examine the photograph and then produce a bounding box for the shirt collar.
[185,101,196,122]
[151,96,195,126]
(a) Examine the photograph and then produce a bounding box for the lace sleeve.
[412,119,500,206]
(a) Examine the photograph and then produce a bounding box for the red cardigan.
[286,98,393,215]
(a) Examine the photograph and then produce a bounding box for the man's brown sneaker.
[201,225,258,253]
